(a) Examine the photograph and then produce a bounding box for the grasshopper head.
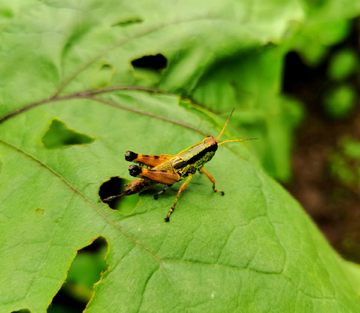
[202,136,218,152]
[204,136,217,146]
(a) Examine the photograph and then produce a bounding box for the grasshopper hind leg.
[154,185,172,200]
[125,151,172,167]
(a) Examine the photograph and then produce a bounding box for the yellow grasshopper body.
[105,108,256,221]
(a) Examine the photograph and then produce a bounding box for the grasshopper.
[105,108,256,221]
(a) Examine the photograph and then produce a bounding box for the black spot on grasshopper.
[125,151,138,162]
[129,165,142,177]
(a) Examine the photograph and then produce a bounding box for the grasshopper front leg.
[165,173,193,222]
[199,168,224,196]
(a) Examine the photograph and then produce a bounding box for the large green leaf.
[1,1,360,312]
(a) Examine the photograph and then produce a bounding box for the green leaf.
[2,99,360,312]
[337,256,360,295]
[1,1,360,312]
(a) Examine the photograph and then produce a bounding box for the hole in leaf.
[99,176,139,214]
[42,119,96,149]
[112,18,143,27]
[91,62,115,89]
[48,237,109,313]
[130,54,167,83]
[11,310,30,313]
[131,54,167,71]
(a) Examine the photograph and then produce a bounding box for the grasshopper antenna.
[218,138,258,146]
[217,107,258,145]
[216,107,235,141]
